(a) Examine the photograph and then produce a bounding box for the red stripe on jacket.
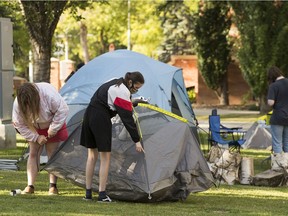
[114,97,133,111]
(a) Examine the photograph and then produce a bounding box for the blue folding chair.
[208,109,246,151]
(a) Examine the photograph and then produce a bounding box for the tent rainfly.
[60,49,198,138]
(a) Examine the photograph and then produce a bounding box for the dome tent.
[44,104,214,202]
[60,49,197,133]
[242,122,271,150]
[43,50,213,202]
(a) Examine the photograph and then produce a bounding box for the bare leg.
[86,148,98,189]
[99,152,111,192]
[45,142,60,184]
[27,142,43,186]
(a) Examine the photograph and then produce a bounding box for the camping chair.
[208,109,246,152]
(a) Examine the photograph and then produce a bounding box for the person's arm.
[267,99,275,107]
[135,141,145,153]
[267,84,276,108]
[109,85,144,152]
[114,96,139,143]
[45,84,69,138]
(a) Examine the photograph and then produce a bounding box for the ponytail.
[124,71,144,85]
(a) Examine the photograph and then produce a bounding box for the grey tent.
[44,50,214,202]
[44,104,214,202]
[242,122,272,150]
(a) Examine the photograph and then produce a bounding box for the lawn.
[1,113,287,216]
[196,112,262,123]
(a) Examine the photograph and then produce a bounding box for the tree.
[194,1,232,105]
[20,1,68,82]
[55,0,163,62]
[230,1,288,113]
[55,1,127,61]
[157,0,196,63]
[129,0,163,57]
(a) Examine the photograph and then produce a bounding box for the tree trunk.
[99,29,106,54]
[20,1,68,83]
[31,38,51,83]
[80,22,90,64]
[219,75,229,106]
[215,74,229,106]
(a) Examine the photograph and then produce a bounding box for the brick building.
[50,58,75,91]
[169,55,251,105]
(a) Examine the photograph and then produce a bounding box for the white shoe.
[271,153,283,171]
[98,195,112,203]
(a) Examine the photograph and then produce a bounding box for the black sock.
[28,185,34,189]
[86,189,92,199]
[49,183,57,188]
[99,191,106,198]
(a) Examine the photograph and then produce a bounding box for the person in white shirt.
[12,82,69,195]
[81,72,145,202]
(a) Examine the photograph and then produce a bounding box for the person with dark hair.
[267,66,288,170]
[65,62,85,82]
[81,71,145,202]
[12,82,69,195]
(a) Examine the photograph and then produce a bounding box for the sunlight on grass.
[196,113,261,123]
[1,113,288,216]
[202,185,288,199]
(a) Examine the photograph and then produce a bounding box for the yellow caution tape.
[137,103,188,123]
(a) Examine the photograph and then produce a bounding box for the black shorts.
[80,105,112,152]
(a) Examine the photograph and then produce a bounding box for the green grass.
[1,116,287,216]
[1,149,286,216]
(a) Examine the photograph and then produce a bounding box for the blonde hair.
[16,83,40,131]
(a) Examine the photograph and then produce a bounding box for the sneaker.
[48,186,59,195]
[21,186,34,194]
[97,195,112,203]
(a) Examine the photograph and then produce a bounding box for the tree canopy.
[157,0,196,63]
[55,0,163,62]
[230,1,288,112]
[194,1,231,105]
[4,0,288,110]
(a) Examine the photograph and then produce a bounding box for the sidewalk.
[193,108,259,131]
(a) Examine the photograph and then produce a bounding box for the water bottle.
[9,189,21,196]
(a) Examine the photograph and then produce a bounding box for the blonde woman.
[12,82,69,195]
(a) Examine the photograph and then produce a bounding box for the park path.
[192,107,259,131]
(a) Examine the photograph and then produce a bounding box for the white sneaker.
[271,153,283,171]
[98,195,112,203]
